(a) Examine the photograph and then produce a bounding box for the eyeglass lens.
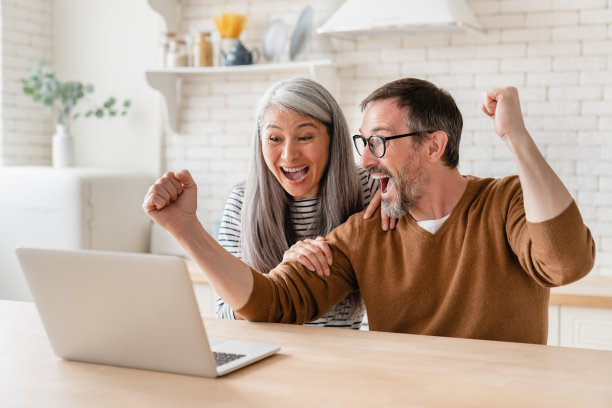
[354,136,384,158]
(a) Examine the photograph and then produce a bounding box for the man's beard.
[379,161,429,219]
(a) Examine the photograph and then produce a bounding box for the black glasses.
[352,131,435,158]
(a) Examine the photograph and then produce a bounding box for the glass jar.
[192,31,213,67]
[158,32,176,67]
[166,39,188,67]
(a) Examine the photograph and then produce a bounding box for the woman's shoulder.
[226,184,246,202]
[222,184,246,216]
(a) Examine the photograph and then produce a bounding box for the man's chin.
[382,198,408,219]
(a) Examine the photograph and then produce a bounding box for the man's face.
[359,99,429,218]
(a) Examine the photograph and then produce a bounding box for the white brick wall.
[162,0,612,276]
[0,0,53,166]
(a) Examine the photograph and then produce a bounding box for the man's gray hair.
[242,77,363,273]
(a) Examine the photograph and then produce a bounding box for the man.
[144,78,595,344]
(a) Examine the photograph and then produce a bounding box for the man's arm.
[482,87,572,222]
[483,87,595,285]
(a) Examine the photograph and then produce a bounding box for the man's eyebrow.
[358,126,391,135]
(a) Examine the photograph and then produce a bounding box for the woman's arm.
[143,170,254,311]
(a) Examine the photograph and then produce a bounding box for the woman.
[216,77,378,329]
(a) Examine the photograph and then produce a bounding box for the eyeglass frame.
[352,130,436,158]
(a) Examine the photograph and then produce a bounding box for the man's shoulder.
[466,174,521,199]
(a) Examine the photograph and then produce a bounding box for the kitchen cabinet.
[548,275,612,351]
[146,0,339,134]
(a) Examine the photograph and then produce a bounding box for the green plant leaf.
[95,108,103,118]
[85,84,94,93]
[85,111,93,118]
[123,100,131,108]
[109,111,117,117]
[32,93,42,101]
[23,87,34,94]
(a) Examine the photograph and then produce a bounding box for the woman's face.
[261,107,330,200]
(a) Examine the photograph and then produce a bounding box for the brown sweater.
[236,176,596,344]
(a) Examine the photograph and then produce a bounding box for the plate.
[289,6,313,61]
[262,19,287,62]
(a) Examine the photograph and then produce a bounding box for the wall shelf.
[145,60,339,133]
[146,59,334,75]
[146,0,339,134]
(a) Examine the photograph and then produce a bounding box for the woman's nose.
[281,140,299,160]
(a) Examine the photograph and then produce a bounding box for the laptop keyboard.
[213,351,245,366]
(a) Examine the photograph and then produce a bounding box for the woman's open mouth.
[282,166,309,182]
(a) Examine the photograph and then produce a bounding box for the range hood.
[317,0,483,38]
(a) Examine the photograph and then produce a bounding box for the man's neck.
[409,168,468,222]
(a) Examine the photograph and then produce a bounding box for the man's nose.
[360,145,378,169]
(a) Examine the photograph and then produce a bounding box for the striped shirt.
[216,167,377,329]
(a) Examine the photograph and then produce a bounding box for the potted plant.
[21,61,131,167]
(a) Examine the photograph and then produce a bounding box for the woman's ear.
[426,131,448,163]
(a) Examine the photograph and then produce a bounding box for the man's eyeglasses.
[352,131,435,158]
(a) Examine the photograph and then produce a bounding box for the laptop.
[15,247,280,378]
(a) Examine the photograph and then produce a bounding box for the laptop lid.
[15,247,279,378]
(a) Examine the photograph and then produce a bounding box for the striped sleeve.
[215,186,246,320]
[357,165,378,208]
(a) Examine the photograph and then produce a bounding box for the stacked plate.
[261,6,313,62]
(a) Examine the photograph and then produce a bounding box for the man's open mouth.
[372,173,392,194]
[282,166,309,182]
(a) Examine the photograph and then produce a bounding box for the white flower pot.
[52,124,73,168]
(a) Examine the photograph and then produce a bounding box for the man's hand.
[142,169,198,235]
[363,189,397,231]
[481,86,572,222]
[481,86,528,144]
[283,236,333,276]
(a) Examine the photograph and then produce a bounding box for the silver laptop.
[16,247,280,378]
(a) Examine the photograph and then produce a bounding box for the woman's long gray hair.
[242,77,363,273]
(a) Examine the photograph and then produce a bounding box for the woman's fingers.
[363,189,382,220]
[389,217,398,230]
[143,172,184,212]
[283,237,333,276]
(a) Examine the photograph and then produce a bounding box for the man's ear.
[426,131,448,163]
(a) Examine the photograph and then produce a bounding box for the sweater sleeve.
[503,177,596,287]
[215,186,245,320]
[235,216,361,323]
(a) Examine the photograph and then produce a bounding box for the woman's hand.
[142,169,199,236]
[363,189,397,231]
[283,236,332,276]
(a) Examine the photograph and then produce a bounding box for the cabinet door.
[559,306,612,351]
[547,305,560,346]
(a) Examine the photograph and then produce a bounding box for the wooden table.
[2,300,611,407]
